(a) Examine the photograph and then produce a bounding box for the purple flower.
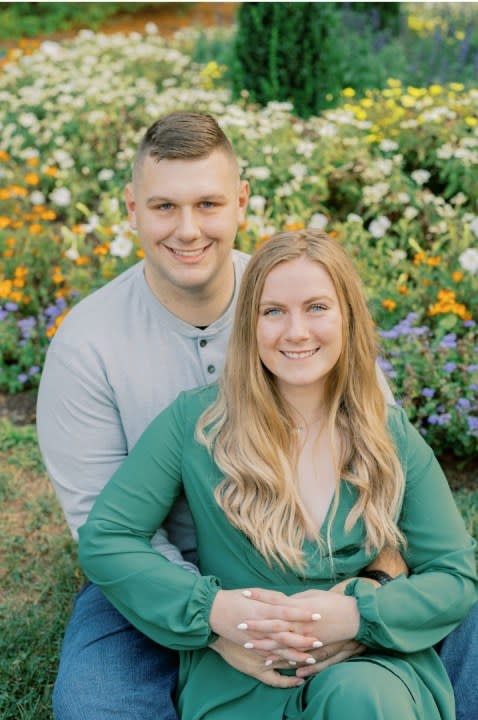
[428,413,451,426]
[28,366,40,376]
[379,328,399,339]
[463,320,476,328]
[0,310,7,321]
[467,364,478,373]
[17,316,36,339]
[5,302,18,312]
[377,357,393,372]
[467,416,478,436]
[443,362,457,373]
[422,388,435,398]
[470,384,478,391]
[456,398,471,411]
[17,373,28,383]
[439,333,457,349]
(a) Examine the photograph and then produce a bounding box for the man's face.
[125,151,249,304]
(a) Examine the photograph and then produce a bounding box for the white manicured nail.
[237,623,248,630]
[242,590,252,597]
[313,640,323,648]
[288,660,297,666]
[244,642,254,649]
[264,659,273,666]
[311,613,321,620]
[306,658,316,665]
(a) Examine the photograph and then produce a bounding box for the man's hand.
[366,546,409,577]
[209,636,304,688]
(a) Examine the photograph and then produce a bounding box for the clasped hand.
[209,585,363,687]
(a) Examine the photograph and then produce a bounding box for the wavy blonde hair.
[197,230,405,571]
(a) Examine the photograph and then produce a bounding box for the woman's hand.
[209,589,322,663]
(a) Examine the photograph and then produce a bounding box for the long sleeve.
[78,391,221,650]
[345,407,478,653]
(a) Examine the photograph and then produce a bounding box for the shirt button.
[199,339,207,347]
[207,365,215,374]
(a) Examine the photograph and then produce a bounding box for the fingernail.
[264,659,273,666]
[295,679,305,686]
[244,642,254,649]
[306,658,316,665]
[242,590,252,598]
[311,613,321,620]
[288,660,297,666]
[313,640,323,648]
[237,623,248,630]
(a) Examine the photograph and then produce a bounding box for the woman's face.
[256,256,343,400]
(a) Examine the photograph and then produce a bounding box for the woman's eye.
[263,307,282,317]
[310,304,326,312]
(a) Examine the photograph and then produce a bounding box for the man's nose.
[176,209,201,242]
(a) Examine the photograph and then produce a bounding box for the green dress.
[79,385,478,720]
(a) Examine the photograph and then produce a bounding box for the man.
[37,112,477,720]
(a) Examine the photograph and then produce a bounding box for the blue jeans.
[54,585,478,720]
[437,600,478,720]
[53,583,178,720]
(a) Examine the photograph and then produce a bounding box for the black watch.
[359,569,394,586]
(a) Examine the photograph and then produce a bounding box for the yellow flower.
[325,93,334,102]
[400,95,416,108]
[429,84,443,96]
[454,31,465,41]
[407,86,426,98]
[360,98,373,108]
[449,82,464,92]
[24,172,40,186]
[465,116,478,127]
[382,299,397,311]
[354,108,368,121]
[342,87,355,98]
[386,78,402,88]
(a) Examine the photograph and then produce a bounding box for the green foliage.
[232,2,342,118]
[0,2,154,41]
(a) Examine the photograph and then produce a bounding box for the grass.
[0,420,477,720]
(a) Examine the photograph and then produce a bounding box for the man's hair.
[133,111,236,182]
[197,230,405,571]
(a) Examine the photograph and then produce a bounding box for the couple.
[37,112,478,719]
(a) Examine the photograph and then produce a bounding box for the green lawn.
[1,419,477,720]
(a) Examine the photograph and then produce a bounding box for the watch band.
[359,569,394,586]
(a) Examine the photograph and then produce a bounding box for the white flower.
[362,182,389,205]
[18,112,37,128]
[30,191,45,205]
[468,217,478,238]
[110,234,133,258]
[65,247,79,261]
[249,195,266,214]
[347,213,362,223]
[145,22,158,35]
[390,249,406,266]
[369,215,391,238]
[450,192,467,206]
[275,184,293,197]
[397,192,410,204]
[374,158,393,176]
[247,166,271,181]
[98,168,114,181]
[296,141,315,158]
[404,206,419,220]
[411,169,431,185]
[459,248,478,275]
[41,41,62,59]
[308,213,328,230]
[289,162,307,181]
[379,139,399,152]
[436,144,454,160]
[109,198,120,213]
[50,187,72,207]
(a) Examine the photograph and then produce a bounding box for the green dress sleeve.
[78,391,221,650]
[345,406,478,653]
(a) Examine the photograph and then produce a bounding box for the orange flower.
[75,256,90,266]
[284,221,305,231]
[9,290,23,303]
[452,271,464,282]
[10,185,28,197]
[0,150,9,162]
[52,267,65,284]
[0,216,11,229]
[0,279,13,297]
[413,252,426,265]
[0,189,11,200]
[398,285,408,295]
[15,266,28,278]
[44,166,58,177]
[29,223,43,234]
[93,244,110,256]
[382,299,397,311]
[136,248,145,259]
[24,172,40,186]
[26,157,39,166]
[426,256,441,267]
[5,237,16,247]
[3,249,14,258]
[40,209,56,221]
[13,278,25,289]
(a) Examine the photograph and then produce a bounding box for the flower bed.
[0,26,477,458]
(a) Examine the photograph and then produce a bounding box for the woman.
[79,230,477,719]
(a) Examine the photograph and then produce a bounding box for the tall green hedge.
[232,2,342,119]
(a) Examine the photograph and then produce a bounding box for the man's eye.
[200,201,216,209]
[155,203,173,211]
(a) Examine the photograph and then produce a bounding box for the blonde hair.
[197,230,405,571]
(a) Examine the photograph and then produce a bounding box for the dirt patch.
[0,391,37,425]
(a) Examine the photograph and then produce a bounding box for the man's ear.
[238,180,250,222]
[124,183,137,229]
